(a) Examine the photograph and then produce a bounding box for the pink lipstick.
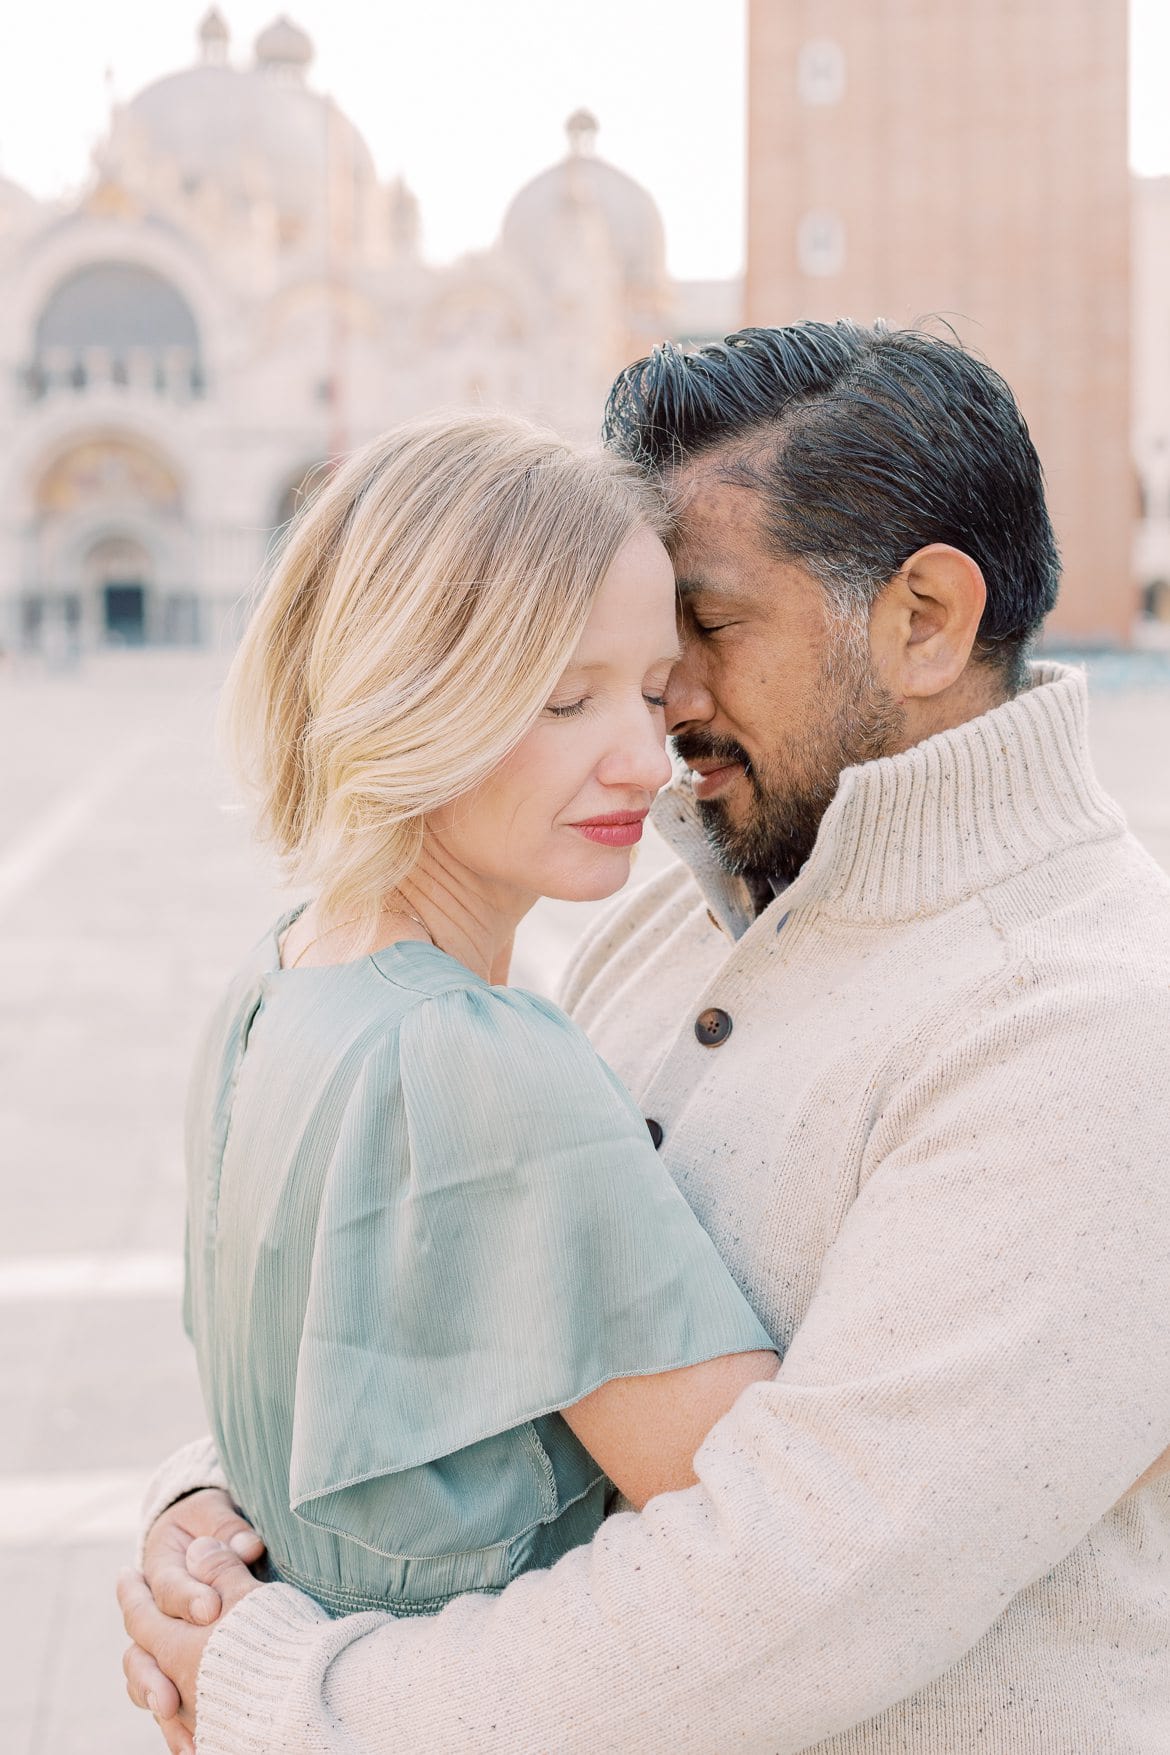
[569,811,648,848]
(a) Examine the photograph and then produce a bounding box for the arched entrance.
[84,535,152,645]
[28,435,195,649]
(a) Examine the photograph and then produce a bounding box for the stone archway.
[83,535,153,645]
[27,434,194,649]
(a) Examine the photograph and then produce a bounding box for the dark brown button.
[645,1118,664,1149]
[694,1007,732,1047]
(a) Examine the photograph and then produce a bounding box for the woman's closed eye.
[546,692,669,719]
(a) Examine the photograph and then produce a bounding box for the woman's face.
[431,525,678,904]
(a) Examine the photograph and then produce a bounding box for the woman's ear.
[868,543,988,701]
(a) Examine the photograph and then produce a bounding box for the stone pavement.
[0,649,1166,1754]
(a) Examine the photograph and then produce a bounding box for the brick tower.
[745,0,1133,643]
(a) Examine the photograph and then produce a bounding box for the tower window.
[797,39,846,106]
[797,211,846,278]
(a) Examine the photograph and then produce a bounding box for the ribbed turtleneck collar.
[651,663,1126,935]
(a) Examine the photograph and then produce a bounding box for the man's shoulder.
[1002,825,1170,970]
[557,857,706,1021]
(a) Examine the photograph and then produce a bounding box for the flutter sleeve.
[287,980,772,1520]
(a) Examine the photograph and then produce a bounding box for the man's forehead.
[669,458,761,520]
[669,467,775,593]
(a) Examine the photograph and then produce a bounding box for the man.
[121,323,1170,1753]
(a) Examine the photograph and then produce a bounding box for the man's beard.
[673,619,905,888]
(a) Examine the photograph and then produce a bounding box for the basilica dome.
[502,112,667,294]
[113,14,376,239]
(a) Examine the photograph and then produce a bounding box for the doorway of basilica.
[29,436,192,651]
[85,537,153,645]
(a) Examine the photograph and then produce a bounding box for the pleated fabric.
[183,925,771,1616]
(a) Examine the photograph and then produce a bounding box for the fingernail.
[229,1531,256,1556]
[146,1691,161,1715]
[192,1595,216,1625]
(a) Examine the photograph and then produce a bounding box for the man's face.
[666,468,905,886]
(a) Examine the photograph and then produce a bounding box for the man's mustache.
[671,732,753,775]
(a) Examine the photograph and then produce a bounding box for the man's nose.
[665,649,716,736]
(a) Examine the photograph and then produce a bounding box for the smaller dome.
[255,15,314,74]
[502,115,666,294]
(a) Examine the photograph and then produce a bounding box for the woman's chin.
[542,851,635,905]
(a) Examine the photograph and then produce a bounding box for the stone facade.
[5,5,1163,656]
[745,0,1136,645]
[0,13,693,654]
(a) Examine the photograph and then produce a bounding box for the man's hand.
[142,1486,265,1625]
[120,1538,262,1752]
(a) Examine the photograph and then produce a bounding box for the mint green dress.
[183,912,772,1617]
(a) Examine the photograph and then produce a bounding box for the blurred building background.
[0,10,730,655]
[0,1,1165,655]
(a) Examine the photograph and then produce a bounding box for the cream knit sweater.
[152,663,1170,1753]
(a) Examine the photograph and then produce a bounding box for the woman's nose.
[598,706,673,794]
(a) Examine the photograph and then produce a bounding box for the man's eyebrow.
[676,575,733,600]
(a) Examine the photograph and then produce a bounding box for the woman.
[181,410,776,1623]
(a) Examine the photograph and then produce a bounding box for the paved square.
[0,649,1166,1752]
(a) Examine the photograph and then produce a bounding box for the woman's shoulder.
[392,954,617,1070]
[385,953,649,1149]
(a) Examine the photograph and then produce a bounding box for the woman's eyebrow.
[560,652,680,674]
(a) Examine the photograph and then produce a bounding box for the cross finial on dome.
[198,7,230,65]
[566,109,599,157]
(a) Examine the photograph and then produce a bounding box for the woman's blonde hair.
[222,409,667,926]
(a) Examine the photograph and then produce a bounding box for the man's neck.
[890,662,1014,755]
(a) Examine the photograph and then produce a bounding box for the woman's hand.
[142,1486,265,1625]
[119,1538,262,1752]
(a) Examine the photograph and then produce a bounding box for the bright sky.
[2,1,1168,281]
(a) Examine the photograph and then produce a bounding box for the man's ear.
[868,543,988,701]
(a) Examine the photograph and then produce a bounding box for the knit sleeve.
[194,978,1170,1755]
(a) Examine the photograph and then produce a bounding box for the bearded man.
[121,323,1170,1755]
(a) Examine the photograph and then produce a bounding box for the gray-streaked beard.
[684,614,905,887]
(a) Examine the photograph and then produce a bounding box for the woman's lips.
[569,813,648,848]
[689,762,743,800]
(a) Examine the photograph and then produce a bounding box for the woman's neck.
[392,841,531,984]
[283,842,533,983]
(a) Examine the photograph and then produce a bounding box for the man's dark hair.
[602,321,1060,689]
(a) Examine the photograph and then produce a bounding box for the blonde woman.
[178,411,775,1627]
